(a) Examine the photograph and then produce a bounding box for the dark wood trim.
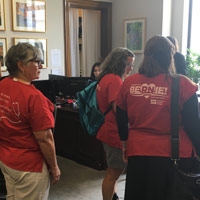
[64,0,112,76]
[66,0,111,10]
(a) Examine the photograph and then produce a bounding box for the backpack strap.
[96,73,112,116]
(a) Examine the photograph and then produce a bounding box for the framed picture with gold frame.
[0,38,7,71]
[14,37,47,68]
[124,18,146,54]
[12,0,46,32]
[0,0,5,30]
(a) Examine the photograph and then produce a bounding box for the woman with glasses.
[0,43,61,200]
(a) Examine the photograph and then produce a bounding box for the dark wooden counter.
[53,105,107,170]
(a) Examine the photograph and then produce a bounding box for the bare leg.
[102,167,124,200]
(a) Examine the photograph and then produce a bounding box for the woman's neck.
[13,75,30,85]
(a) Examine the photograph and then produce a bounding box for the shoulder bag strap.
[171,75,180,161]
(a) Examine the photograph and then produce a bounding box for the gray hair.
[5,43,42,76]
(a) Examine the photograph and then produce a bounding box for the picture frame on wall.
[0,38,7,71]
[12,0,46,32]
[14,37,47,68]
[124,18,146,54]
[0,0,5,30]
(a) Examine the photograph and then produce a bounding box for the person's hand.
[122,146,128,163]
[121,141,128,163]
[50,165,61,185]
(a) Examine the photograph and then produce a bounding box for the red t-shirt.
[116,73,198,158]
[0,77,55,172]
[96,74,123,148]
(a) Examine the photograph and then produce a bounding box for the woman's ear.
[17,60,25,73]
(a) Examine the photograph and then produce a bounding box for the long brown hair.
[100,47,135,78]
[139,35,176,77]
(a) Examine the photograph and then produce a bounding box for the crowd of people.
[1,34,200,200]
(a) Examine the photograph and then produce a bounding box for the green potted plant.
[186,49,200,83]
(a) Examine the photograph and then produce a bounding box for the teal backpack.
[76,76,111,136]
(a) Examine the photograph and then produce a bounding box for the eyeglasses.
[126,63,134,68]
[28,58,42,66]
[126,64,134,71]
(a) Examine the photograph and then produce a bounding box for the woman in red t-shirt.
[0,43,60,199]
[116,35,200,200]
[96,47,135,200]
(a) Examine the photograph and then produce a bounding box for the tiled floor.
[49,156,126,200]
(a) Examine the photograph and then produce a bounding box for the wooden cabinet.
[53,106,107,170]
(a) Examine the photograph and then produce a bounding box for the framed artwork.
[124,18,146,53]
[0,38,7,71]
[14,37,47,68]
[12,0,46,32]
[0,0,5,30]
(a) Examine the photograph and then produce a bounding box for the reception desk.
[53,105,107,171]
[31,76,107,171]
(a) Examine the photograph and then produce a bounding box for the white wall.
[171,0,189,55]
[1,0,65,79]
[162,0,172,36]
[112,0,187,71]
[1,0,187,78]
[112,0,164,71]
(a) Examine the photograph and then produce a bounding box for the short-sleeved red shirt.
[116,73,198,157]
[0,77,55,172]
[96,74,123,148]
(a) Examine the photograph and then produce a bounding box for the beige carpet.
[48,156,126,200]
